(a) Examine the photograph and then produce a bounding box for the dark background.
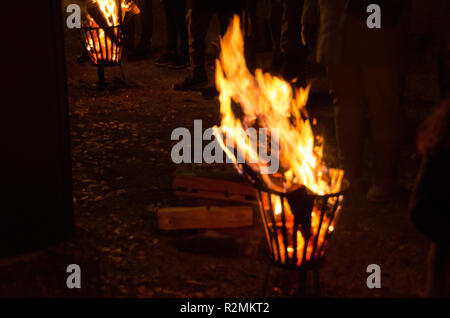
[1,1,73,256]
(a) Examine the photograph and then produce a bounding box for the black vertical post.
[97,64,105,87]
[1,0,74,256]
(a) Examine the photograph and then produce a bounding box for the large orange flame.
[213,16,343,195]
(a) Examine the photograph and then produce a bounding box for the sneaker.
[167,54,190,70]
[155,52,177,67]
[173,73,209,91]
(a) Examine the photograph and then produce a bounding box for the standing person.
[128,0,153,60]
[302,0,411,203]
[155,0,189,69]
[173,0,244,91]
[410,98,450,297]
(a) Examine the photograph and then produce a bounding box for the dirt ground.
[0,2,442,298]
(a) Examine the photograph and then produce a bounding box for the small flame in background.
[213,16,344,196]
[84,0,137,64]
[91,0,121,27]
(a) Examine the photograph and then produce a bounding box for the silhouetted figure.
[173,0,244,92]
[128,0,153,60]
[410,98,450,297]
[302,0,412,202]
[155,0,189,69]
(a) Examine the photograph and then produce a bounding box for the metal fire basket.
[247,167,347,295]
[256,184,346,269]
[79,25,124,87]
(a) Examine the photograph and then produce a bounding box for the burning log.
[157,206,253,230]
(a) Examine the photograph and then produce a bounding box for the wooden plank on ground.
[158,206,253,230]
[173,176,256,197]
[173,176,257,204]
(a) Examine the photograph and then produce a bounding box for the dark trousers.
[186,0,243,76]
[137,0,153,50]
[326,12,407,186]
[268,0,283,52]
[268,0,307,85]
[427,242,450,297]
[327,64,404,185]
[163,0,188,56]
[280,0,307,86]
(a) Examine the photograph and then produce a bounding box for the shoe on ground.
[366,185,396,203]
[127,47,152,61]
[173,73,208,91]
[167,54,190,70]
[155,52,177,67]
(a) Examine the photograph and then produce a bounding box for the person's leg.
[129,0,153,60]
[122,14,136,53]
[167,0,190,69]
[200,1,244,99]
[176,0,189,57]
[327,64,365,189]
[243,0,258,72]
[189,0,212,77]
[216,0,244,35]
[165,0,178,53]
[155,0,178,66]
[174,0,211,90]
[362,65,405,202]
[280,0,308,87]
[268,0,283,74]
[138,0,153,52]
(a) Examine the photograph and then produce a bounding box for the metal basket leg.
[97,64,105,88]
[119,63,127,85]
